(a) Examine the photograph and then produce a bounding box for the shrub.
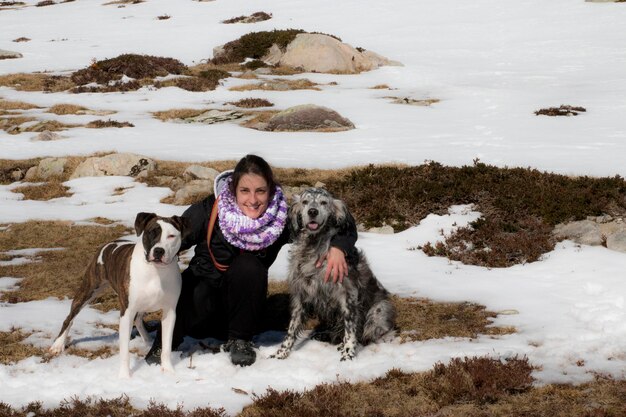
[327,161,626,267]
[222,11,272,24]
[228,98,274,108]
[212,29,305,65]
[424,356,534,406]
[535,105,586,116]
[86,119,134,128]
[71,54,187,85]
[242,59,268,70]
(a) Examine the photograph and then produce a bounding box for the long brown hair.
[229,154,278,197]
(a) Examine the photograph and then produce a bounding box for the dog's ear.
[169,215,191,241]
[134,212,157,236]
[330,198,349,231]
[288,193,304,237]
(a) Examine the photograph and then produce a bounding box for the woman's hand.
[316,246,348,283]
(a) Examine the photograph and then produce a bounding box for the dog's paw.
[161,365,175,374]
[49,338,66,355]
[270,348,290,360]
[118,369,131,379]
[339,344,356,361]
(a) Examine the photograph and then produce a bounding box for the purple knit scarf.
[217,177,288,251]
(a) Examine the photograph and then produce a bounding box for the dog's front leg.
[338,297,358,361]
[159,308,176,373]
[272,301,306,359]
[134,312,151,345]
[118,309,134,378]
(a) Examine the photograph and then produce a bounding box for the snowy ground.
[1,0,626,414]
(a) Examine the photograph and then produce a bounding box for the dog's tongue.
[307,222,319,230]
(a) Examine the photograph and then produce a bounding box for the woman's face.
[235,173,270,219]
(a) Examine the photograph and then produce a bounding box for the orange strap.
[207,197,229,272]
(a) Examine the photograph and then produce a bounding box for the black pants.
[170,253,268,348]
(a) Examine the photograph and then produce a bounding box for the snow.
[1,0,626,414]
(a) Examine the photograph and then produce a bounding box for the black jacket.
[181,195,358,288]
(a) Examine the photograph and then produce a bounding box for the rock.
[10,168,24,182]
[152,175,176,188]
[606,231,626,252]
[24,157,67,180]
[264,104,354,132]
[314,181,326,189]
[282,185,306,202]
[391,97,440,106]
[553,220,603,246]
[0,49,23,60]
[173,180,213,204]
[31,130,64,141]
[263,33,400,74]
[179,109,246,124]
[183,165,219,181]
[70,153,156,179]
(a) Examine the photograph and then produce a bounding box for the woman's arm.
[321,210,358,283]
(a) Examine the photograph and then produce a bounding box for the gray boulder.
[71,153,156,179]
[24,157,68,181]
[553,220,603,246]
[173,180,213,205]
[178,109,247,124]
[0,49,22,60]
[31,130,64,141]
[262,33,400,74]
[183,165,219,181]
[606,230,626,252]
[264,104,354,132]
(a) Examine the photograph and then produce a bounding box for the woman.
[146,154,358,367]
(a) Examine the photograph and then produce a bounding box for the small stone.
[31,130,63,141]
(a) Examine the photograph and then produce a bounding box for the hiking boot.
[145,338,162,366]
[222,339,256,367]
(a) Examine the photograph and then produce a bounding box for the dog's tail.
[361,299,396,345]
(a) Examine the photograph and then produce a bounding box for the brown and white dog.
[49,212,187,378]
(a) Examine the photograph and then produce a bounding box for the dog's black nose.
[308,208,318,218]
[153,247,165,260]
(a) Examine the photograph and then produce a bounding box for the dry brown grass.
[11,181,72,200]
[0,328,47,364]
[0,99,40,111]
[242,358,626,417]
[152,108,208,122]
[103,0,144,5]
[188,62,243,75]
[0,327,118,365]
[0,73,74,92]
[0,220,131,307]
[0,116,80,135]
[228,98,274,108]
[46,103,88,114]
[229,78,320,92]
[0,115,36,133]
[86,119,134,128]
[0,376,623,416]
[46,103,116,116]
[393,296,515,342]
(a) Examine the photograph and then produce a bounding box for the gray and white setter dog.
[273,188,396,361]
